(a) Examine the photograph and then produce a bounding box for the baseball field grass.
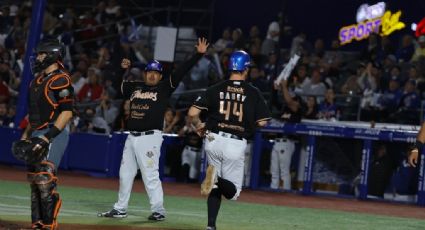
[0,179,424,230]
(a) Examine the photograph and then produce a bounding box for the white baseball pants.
[181,146,201,179]
[270,138,295,190]
[204,132,247,200]
[114,130,165,215]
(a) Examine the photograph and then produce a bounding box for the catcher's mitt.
[11,137,49,164]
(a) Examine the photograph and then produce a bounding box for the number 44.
[219,100,243,122]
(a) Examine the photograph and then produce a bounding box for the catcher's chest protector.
[29,70,70,130]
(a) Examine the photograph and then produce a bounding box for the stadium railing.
[1,119,425,206]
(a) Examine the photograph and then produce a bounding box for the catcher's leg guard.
[33,161,62,230]
[28,165,43,228]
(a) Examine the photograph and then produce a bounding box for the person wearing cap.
[98,38,209,221]
[411,35,425,62]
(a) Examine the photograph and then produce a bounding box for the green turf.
[0,179,424,230]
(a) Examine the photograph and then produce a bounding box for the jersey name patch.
[130,90,158,101]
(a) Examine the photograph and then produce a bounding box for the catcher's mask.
[30,39,65,75]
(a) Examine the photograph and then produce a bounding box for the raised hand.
[195,37,209,54]
[121,58,131,69]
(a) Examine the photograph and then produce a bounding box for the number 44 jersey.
[193,80,271,139]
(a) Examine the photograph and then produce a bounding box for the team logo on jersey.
[58,89,70,98]
[146,151,154,158]
[130,90,158,101]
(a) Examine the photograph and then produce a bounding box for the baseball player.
[409,121,425,167]
[179,116,203,182]
[269,78,304,190]
[20,39,74,230]
[98,38,209,220]
[188,50,271,230]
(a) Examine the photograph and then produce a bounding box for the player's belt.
[129,130,156,136]
[185,146,201,152]
[275,138,289,142]
[210,130,244,140]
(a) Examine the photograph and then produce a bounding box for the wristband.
[44,126,62,140]
[414,140,424,150]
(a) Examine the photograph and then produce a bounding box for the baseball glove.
[11,137,49,164]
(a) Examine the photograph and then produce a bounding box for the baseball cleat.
[201,165,217,196]
[97,209,127,218]
[148,212,165,221]
[206,226,217,230]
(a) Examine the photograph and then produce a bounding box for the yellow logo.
[380,10,405,36]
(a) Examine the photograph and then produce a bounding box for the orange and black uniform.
[27,69,74,230]
[29,69,74,130]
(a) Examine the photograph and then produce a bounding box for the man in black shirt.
[188,50,271,230]
[270,78,304,190]
[99,38,209,221]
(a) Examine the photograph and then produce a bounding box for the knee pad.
[28,161,61,228]
[28,161,57,185]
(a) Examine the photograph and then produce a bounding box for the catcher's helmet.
[144,60,163,73]
[229,50,251,71]
[31,39,65,74]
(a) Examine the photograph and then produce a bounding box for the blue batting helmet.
[229,50,251,71]
[145,60,163,73]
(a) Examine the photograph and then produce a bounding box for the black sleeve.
[50,74,74,112]
[121,81,144,99]
[169,53,204,88]
[254,90,272,123]
[193,90,210,110]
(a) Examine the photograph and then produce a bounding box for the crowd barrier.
[1,120,424,206]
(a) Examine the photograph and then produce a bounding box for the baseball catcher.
[13,38,74,230]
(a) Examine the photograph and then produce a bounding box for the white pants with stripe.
[270,139,295,190]
[114,131,165,215]
[204,132,247,200]
[181,146,201,179]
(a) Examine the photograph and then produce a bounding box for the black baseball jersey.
[122,53,203,132]
[193,80,271,139]
[122,80,174,132]
[29,69,74,130]
[279,95,304,123]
